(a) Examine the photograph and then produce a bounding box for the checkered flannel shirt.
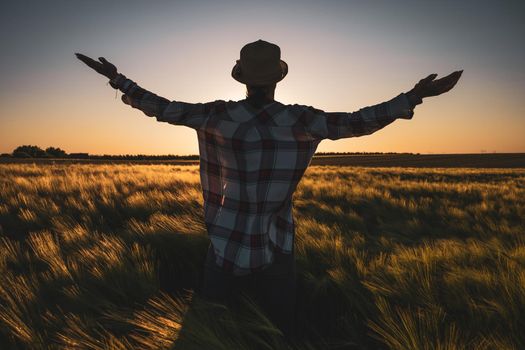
[110,73,416,275]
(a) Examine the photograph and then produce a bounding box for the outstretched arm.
[75,53,212,129]
[304,70,463,140]
[75,53,170,118]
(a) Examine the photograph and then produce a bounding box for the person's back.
[195,98,318,274]
[75,39,462,337]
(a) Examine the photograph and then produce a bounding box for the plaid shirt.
[110,74,416,275]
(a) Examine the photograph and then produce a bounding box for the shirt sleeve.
[109,73,212,130]
[301,93,417,140]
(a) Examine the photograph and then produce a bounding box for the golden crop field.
[0,163,524,349]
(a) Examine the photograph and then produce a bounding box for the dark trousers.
[200,243,297,337]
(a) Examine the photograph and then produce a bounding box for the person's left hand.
[408,70,463,103]
[75,53,118,80]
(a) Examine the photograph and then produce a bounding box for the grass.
[0,163,523,349]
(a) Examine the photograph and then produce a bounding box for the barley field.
[0,163,524,349]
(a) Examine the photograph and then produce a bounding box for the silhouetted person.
[76,39,462,338]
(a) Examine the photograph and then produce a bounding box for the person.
[75,39,462,338]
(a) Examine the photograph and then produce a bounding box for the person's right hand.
[408,70,463,101]
[75,53,118,80]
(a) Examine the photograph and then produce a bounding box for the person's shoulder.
[260,101,319,127]
[207,99,248,110]
[277,101,325,116]
[196,99,239,114]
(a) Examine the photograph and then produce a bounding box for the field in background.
[0,164,524,349]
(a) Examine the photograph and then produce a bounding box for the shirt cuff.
[389,93,416,120]
[109,73,134,94]
[405,90,423,108]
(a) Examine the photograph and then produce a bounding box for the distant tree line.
[0,145,415,160]
[0,145,200,160]
[86,154,199,160]
[314,151,417,156]
[1,145,68,158]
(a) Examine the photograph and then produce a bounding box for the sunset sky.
[1,0,524,155]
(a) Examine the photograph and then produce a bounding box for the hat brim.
[231,60,288,85]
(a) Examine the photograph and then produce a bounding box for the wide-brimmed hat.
[231,39,288,86]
